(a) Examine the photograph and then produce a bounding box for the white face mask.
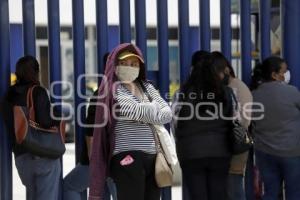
[284,70,291,84]
[116,65,140,82]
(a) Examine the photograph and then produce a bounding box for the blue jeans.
[255,150,300,200]
[228,174,246,200]
[63,164,117,200]
[15,153,61,200]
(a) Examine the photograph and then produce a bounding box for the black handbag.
[13,86,66,159]
[230,120,253,154]
[230,93,253,154]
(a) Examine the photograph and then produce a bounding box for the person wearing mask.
[174,53,233,200]
[89,43,172,200]
[211,51,253,200]
[1,56,61,200]
[251,56,300,200]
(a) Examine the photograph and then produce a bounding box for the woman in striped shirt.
[89,44,172,200]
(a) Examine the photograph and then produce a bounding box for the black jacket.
[2,82,58,157]
[175,86,233,161]
[79,89,98,165]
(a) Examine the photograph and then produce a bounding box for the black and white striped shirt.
[113,82,172,155]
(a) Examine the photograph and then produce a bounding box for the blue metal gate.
[1,0,300,199]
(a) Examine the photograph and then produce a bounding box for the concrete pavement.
[12,144,182,200]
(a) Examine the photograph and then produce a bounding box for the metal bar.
[96,0,108,74]
[72,1,86,198]
[72,0,85,165]
[281,0,300,88]
[0,0,12,199]
[157,1,171,198]
[241,0,253,198]
[259,0,271,60]
[119,0,131,43]
[135,0,147,68]
[47,1,63,200]
[240,0,252,86]
[178,0,190,83]
[199,0,211,51]
[47,0,62,100]
[220,0,232,61]
[157,0,169,99]
[157,0,169,97]
[22,0,36,56]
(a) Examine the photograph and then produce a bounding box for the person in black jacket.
[2,56,61,200]
[174,53,233,200]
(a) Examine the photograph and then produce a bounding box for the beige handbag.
[151,126,173,188]
[137,81,173,187]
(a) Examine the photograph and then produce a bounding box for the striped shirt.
[113,82,172,155]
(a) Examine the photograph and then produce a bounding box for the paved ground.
[13,144,182,200]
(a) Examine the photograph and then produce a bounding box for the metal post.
[47,1,63,199]
[0,0,12,199]
[72,1,86,198]
[282,0,300,88]
[157,0,171,197]
[72,0,85,165]
[178,0,190,84]
[157,0,169,99]
[22,0,36,56]
[199,0,211,51]
[178,0,191,198]
[135,0,147,67]
[96,0,108,74]
[259,0,271,60]
[240,0,252,86]
[119,0,131,43]
[48,0,62,99]
[240,0,253,199]
[220,0,231,61]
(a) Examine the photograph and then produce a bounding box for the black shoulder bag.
[230,92,253,154]
[13,86,66,159]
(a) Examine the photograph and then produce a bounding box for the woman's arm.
[117,84,172,125]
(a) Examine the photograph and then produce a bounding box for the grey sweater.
[252,81,300,157]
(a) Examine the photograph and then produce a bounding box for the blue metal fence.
[2,0,300,200]
[22,0,36,57]
[0,1,12,199]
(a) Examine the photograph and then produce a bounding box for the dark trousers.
[110,151,160,200]
[181,157,231,200]
[255,150,300,200]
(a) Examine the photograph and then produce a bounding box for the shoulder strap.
[26,85,38,121]
[138,81,153,102]
[230,89,238,111]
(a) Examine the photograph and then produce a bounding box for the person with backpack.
[2,56,62,200]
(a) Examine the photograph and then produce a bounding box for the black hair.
[191,50,210,66]
[211,51,236,78]
[15,56,40,84]
[103,52,110,72]
[250,56,286,90]
[181,53,226,104]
